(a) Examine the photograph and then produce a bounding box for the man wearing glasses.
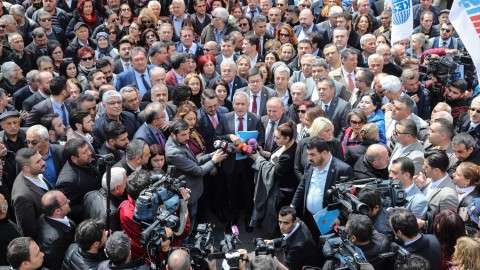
[457,96,480,141]
[389,119,425,175]
[429,22,464,50]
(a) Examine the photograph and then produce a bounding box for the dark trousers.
[225,159,254,225]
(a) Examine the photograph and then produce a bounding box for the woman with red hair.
[275,24,297,47]
[66,0,103,38]
[197,54,220,89]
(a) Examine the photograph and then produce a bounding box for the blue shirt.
[51,98,69,127]
[172,15,185,37]
[43,148,57,187]
[306,156,332,215]
[214,28,224,44]
[134,70,151,97]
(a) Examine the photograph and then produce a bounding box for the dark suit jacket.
[260,113,290,152]
[238,86,277,117]
[196,108,226,153]
[113,57,128,74]
[36,215,75,270]
[217,111,265,174]
[49,144,66,181]
[273,142,298,191]
[457,114,480,141]
[293,24,321,37]
[115,67,153,92]
[175,42,203,58]
[215,54,238,73]
[11,172,50,238]
[272,221,321,270]
[25,98,54,126]
[318,97,352,137]
[22,91,47,111]
[133,123,166,147]
[403,234,441,270]
[13,85,34,111]
[226,76,248,101]
[292,158,353,237]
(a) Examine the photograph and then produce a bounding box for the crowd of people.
[0,0,479,269]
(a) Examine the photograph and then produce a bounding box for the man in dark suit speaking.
[291,137,353,239]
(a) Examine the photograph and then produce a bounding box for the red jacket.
[119,196,192,261]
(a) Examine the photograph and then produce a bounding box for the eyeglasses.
[440,28,451,33]
[470,107,480,114]
[297,109,306,113]
[350,119,363,125]
[121,8,130,11]
[239,23,248,27]
[81,56,94,61]
[300,4,311,8]
[26,140,40,146]
[40,17,52,22]
[203,48,214,52]
[279,33,289,37]
[394,129,410,135]
[142,20,152,24]
[0,25,6,28]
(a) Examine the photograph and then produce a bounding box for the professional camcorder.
[326,178,406,223]
[134,166,188,265]
[254,238,275,256]
[187,223,215,270]
[322,227,370,270]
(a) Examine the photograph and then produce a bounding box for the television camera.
[322,227,370,270]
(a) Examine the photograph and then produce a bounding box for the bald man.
[353,144,390,179]
[294,8,321,42]
[167,249,192,270]
[261,97,289,152]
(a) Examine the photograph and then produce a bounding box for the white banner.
[450,0,480,80]
[391,0,413,44]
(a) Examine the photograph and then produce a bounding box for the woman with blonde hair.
[279,43,296,64]
[184,73,204,108]
[236,55,251,80]
[451,237,480,270]
[174,101,206,157]
[294,117,343,180]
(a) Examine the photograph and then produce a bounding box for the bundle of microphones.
[213,138,258,155]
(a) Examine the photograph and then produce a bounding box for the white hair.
[1,61,19,80]
[27,125,49,139]
[220,59,237,71]
[102,90,122,103]
[431,111,453,125]
[380,75,402,94]
[360,34,376,47]
[368,53,383,63]
[212,7,229,22]
[233,91,249,104]
[290,82,306,95]
[102,167,127,191]
[274,64,290,77]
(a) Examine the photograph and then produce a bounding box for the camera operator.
[265,206,320,270]
[97,231,149,270]
[389,209,441,270]
[389,157,428,219]
[118,170,190,262]
[345,214,392,269]
[165,119,227,225]
[358,188,393,236]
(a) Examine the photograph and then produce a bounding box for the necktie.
[252,94,258,114]
[266,121,275,151]
[61,104,68,127]
[324,104,329,114]
[156,130,165,146]
[210,115,218,129]
[238,116,244,131]
[141,74,151,92]
[442,41,447,48]
[250,10,255,19]
[347,73,355,92]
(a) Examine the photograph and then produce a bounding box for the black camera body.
[322,228,370,270]
[364,179,407,208]
[188,223,215,270]
[139,208,179,247]
[254,238,275,256]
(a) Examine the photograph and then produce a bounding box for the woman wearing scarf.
[95,32,119,59]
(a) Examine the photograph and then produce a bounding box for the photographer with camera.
[119,170,190,263]
[265,206,320,270]
[358,189,393,236]
[389,209,441,270]
[165,119,227,226]
[345,214,392,269]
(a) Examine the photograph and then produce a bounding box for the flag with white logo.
[450,0,480,80]
[391,0,413,44]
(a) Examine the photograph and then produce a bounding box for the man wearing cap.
[32,0,70,31]
[0,110,27,195]
[93,90,140,147]
[65,22,95,58]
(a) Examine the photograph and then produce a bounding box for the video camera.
[378,242,412,269]
[254,238,275,256]
[187,223,215,270]
[322,227,370,270]
[140,208,179,247]
[213,139,258,155]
